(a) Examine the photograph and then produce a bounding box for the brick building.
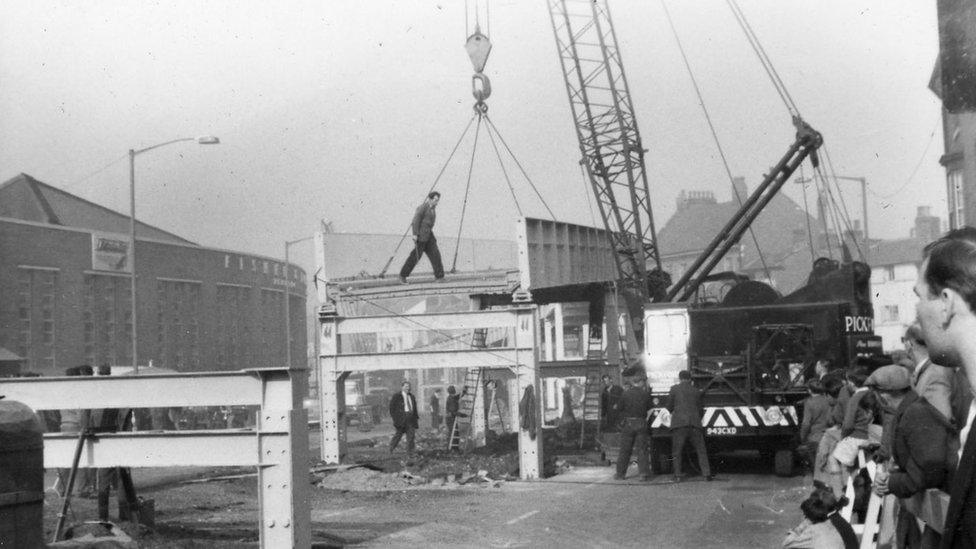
[0,173,306,375]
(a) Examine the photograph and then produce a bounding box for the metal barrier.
[0,367,311,549]
[319,305,544,479]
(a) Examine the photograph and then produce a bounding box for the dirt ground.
[42,426,606,547]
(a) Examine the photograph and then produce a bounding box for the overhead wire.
[660,0,771,282]
[870,115,941,200]
[60,153,129,191]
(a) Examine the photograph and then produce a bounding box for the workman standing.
[667,370,713,482]
[389,381,420,453]
[399,191,445,283]
[614,366,653,481]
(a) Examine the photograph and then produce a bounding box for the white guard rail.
[0,367,310,549]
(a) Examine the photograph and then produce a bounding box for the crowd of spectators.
[788,227,976,548]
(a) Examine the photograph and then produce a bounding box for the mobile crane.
[547,0,883,475]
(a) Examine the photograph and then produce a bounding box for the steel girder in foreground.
[0,368,310,549]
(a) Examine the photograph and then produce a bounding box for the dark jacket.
[446,394,460,415]
[600,384,623,423]
[411,202,436,242]
[389,392,419,429]
[887,391,955,498]
[617,384,651,420]
[942,418,976,549]
[829,384,853,427]
[666,380,703,429]
[800,394,831,444]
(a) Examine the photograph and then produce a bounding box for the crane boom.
[547,0,662,305]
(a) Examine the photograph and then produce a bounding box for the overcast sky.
[0,1,943,273]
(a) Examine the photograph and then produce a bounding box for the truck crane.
[547,0,883,475]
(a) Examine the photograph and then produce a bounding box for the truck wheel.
[774,449,794,477]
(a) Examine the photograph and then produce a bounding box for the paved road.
[309,464,810,548]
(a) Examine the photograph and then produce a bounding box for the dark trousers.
[97,467,138,522]
[400,237,445,279]
[431,413,441,429]
[616,417,650,478]
[671,426,711,477]
[390,424,416,452]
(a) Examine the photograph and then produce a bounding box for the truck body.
[641,271,884,474]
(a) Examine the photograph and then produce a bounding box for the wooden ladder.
[579,369,603,448]
[448,367,483,451]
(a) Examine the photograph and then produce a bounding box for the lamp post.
[129,136,220,373]
[795,175,869,263]
[284,236,313,369]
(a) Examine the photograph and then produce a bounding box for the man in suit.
[912,228,976,548]
[904,322,955,421]
[667,370,712,482]
[600,374,624,432]
[389,381,420,453]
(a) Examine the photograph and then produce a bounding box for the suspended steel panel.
[517,217,615,291]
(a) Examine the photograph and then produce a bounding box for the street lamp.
[129,136,220,373]
[795,175,869,263]
[284,236,313,369]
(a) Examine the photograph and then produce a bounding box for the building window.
[84,274,131,368]
[948,170,965,229]
[224,254,231,268]
[886,266,895,281]
[883,305,900,323]
[156,280,202,370]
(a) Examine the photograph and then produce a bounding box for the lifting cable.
[726,0,800,118]
[483,116,556,220]
[451,115,485,273]
[485,118,525,218]
[378,113,478,277]
[580,162,598,227]
[820,149,864,259]
[661,0,771,282]
[797,166,818,264]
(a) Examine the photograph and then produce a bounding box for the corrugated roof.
[0,173,196,245]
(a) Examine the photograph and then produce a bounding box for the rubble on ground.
[314,423,609,490]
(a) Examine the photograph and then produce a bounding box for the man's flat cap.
[864,365,912,391]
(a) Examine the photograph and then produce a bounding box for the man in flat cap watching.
[869,365,955,548]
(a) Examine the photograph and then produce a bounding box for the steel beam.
[334,309,527,334]
[0,370,275,410]
[330,349,531,372]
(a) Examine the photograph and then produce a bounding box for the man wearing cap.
[869,365,955,548]
[912,228,976,548]
[903,322,954,422]
[613,366,653,481]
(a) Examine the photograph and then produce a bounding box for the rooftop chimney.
[913,205,941,242]
[731,176,748,204]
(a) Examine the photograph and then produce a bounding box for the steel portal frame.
[318,306,544,479]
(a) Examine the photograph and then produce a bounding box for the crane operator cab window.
[644,306,690,393]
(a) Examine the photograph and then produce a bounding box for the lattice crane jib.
[548,0,662,309]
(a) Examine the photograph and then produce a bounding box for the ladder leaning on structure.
[579,369,602,448]
[448,367,483,451]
